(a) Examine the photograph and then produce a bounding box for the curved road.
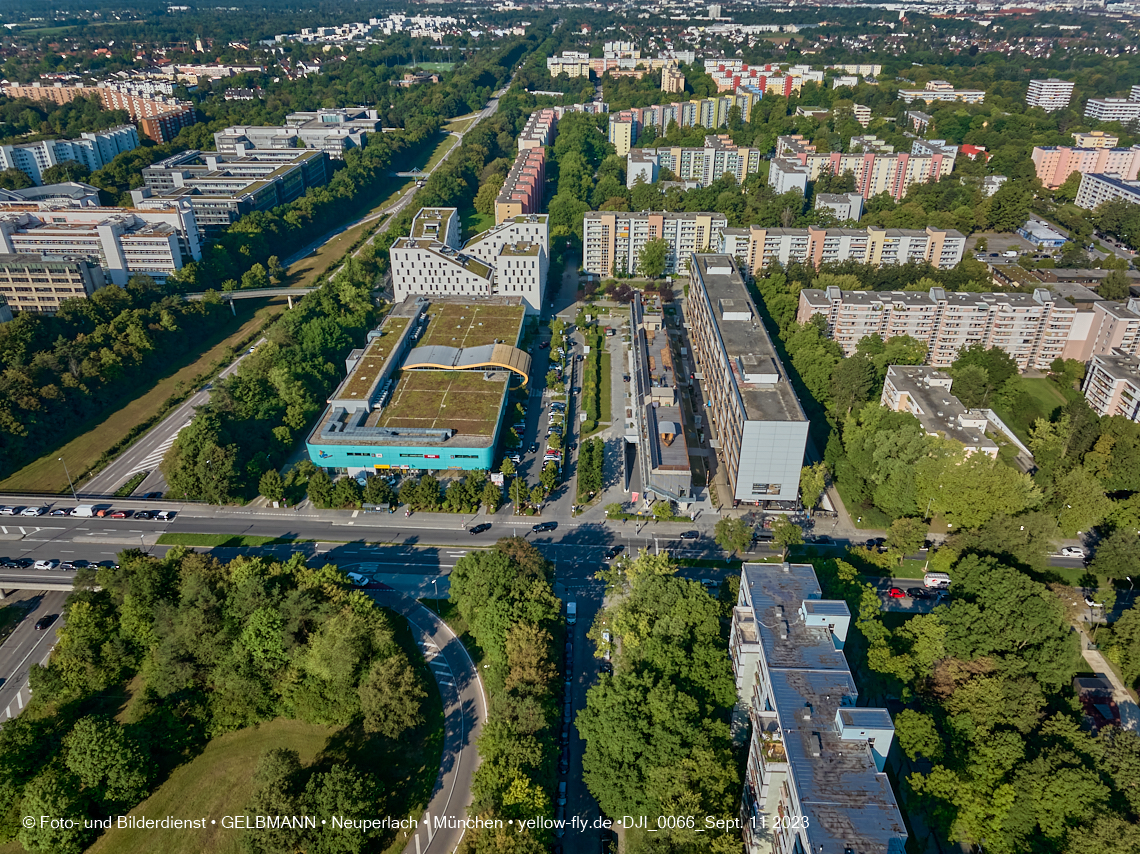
[374,590,487,854]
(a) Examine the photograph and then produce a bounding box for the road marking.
[16,691,22,710]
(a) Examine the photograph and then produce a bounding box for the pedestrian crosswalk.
[126,419,193,478]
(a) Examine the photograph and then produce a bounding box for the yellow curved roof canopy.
[403,343,532,386]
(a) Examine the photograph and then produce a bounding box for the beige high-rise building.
[661,64,685,94]
[1083,350,1140,421]
[582,211,726,277]
[0,253,102,314]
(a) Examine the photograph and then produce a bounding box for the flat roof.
[415,300,525,351]
[337,316,410,402]
[1092,350,1140,385]
[410,207,457,240]
[690,255,806,424]
[884,366,998,453]
[373,369,506,440]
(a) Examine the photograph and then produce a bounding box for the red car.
[108,509,133,519]
[888,587,906,599]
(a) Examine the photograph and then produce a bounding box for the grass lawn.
[461,206,496,241]
[156,533,302,547]
[991,376,1068,444]
[416,301,525,350]
[378,370,507,437]
[415,61,455,72]
[599,351,612,423]
[445,114,480,134]
[0,299,285,495]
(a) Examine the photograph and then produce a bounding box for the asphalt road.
[80,338,267,497]
[0,590,67,722]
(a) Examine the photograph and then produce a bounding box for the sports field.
[415,302,525,350]
[377,370,506,437]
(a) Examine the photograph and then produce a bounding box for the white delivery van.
[566,602,577,625]
[73,505,96,518]
[923,572,952,589]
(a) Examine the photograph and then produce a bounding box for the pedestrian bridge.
[183,287,319,310]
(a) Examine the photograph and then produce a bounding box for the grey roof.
[884,365,999,453]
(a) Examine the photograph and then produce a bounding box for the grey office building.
[687,254,808,506]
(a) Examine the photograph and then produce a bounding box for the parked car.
[49,508,71,516]
[600,661,613,675]
[20,506,45,517]
[156,510,176,521]
[532,521,557,533]
[539,341,550,349]
[888,587,906,599]
[108,510,133,519]
[679,530,699,540]
[60,561,76,570]
[34,615,58,631]
[134,510,154,520]
[1060,546,1085,558]
[604,545,623,560]
[33,559,59,571]
[565,442,577,452]
[469,523,492,535]
[0,506,19,516]
[557,781,567,806]
[907,587,932,599]
[623,374,631,383]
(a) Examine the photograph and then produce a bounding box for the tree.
[259,469,284,502]
[799,462,828,513]
[539,461,558,494]
[1090,528,1140,577]
[499,458,516,478]
[63,717,151,805]
[830,354,875,415]
[637,238,670,279]
[886,517,928,563]
[0,167,33,190]
[482,480,502,513]
[17,770,92,854]
[893,709,944,761]
[605,502,624,519]
[714,517,752,556]
[359,657,425,737]
[307,470,334,507]
[41,162,91,185]
[1100,268,1131,300]
[474,175,505,215]
[771,517,803,557]
[362,474,395,507]
[529,485,545,508]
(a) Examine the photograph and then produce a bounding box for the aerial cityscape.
[0,0,1139,853]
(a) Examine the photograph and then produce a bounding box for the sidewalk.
[1078,626,1139,731]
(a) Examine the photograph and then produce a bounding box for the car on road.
[623,374,631,383]
[1060,546,1085,558]
[528,443,540,454]
[888,587,906,598]
[156,510,176,521]
[604,545,623,560]
[469,523,492,535]
[34,615,58,631]
[506,453,522,464]
[539,341,550,349]
[33,559,59,571]
[345,572,369,587]
[808,535,834,545]
[143,492,163,500]
[679,530,699,540]
[134,510,154,520]
[565,442,577,452]
[557,781,567,806]
[907,587,933,599]
[20,506,45,517]
[108,510,133,519]
[70,560,91,569]
[60,561,77,570]
[701,578,719,590]
[10,558,32,568]
[533,521,557,533]
[49,508,71,516]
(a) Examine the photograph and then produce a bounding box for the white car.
[1060,546,1085,558]
[346,572,369,586]
[20,506,45,517]
[33,559,60,571]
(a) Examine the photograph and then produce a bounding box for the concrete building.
[214,108,382,159]
[1065,300,1140,361]
[138,108,197,144]
[850,134,894,154]
[0,253,103,314]
[881,366,998,457]
[1072,131,1119,148]
[661,64,685,94]
[831,63,883,77]
[391,208,549,313]
[1031,145,1140,189]
[0,126,139,186]
[899,80,985,104]
[911,138,959,172]
[0,204,199,285]
[0,182,101,206]
[1,84,197,143]
[627,292,693,504]
[306,297,528,475]
[547,51,592,78]
[1016,218,1068,249]
[907,110,933,134]
[1075,172,1140,210]
[130,149,330,238]
[0,297,11,324]
[814,192,863,221]
[625,135,763,189]
[1026,78,1076,112]
[494,148,546,223]
[719,225,964,277]
[796,286,1077,370]
[608,111,638,158]
[626,149,659,188]
[732,561,905,854]
[1083,350,1140,421]
[518,109,556,152]
[609,94,760,138]
[852,104,872,128]
[983,175,1008,197]
[1084,97,1140,124]
[582,211,727,278]
[687,255,808,506]
[770,134,955,202]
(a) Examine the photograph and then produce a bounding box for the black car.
[49,508,71,516]
[12,558,32,568]
[604,545,623,560]
[143,492,163,500]
[679,530,699,540]
[469,523,492,535]
[623,374,631,383]
[34,614,57,631]
[907,587,933,599]
[600,661,613,675]
[134,510,154,520]
[565,442,577,452]
[532,521,557,533]
[528,443,540,454]
[70,560,91,569]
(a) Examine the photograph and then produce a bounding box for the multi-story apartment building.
[518,109,557,152]
[608,111,638,158]
[624,135,763,188]
[1075,172,1140,210]
[719,225,965,276]
[1083,350,1140,421]
[612,93,760,138]
[1065,300,1140,361]
[705,61,801,96]
[130,149,330,237]
[1026,78,1076,112]
[852,104,872,128]
[796,286,1077,370]
[769,134,955,202]
[0,253,103,314]
[1071,131,1119,148]
[687,255,808,505]
[881,366,998,456]
[899,80,986,104]
[1031,145,1140,189]
[731,561,906,854]
[546,51,591,78]
[661,64,685,94]
[1084,96,1140,124]
[494,148,546,224]
[907,110,933,134]
[0,126,139,185]
[390,208,549,313]
[1,84,197,143]
[0,204,199,285]
[214,108,381,159]
[582,211,727,277]
[830,63,883,77]
[911,138,959,172]
[814,192,864,221]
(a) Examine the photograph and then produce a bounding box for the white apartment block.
[899,80,985,104]
[1075,172,1140,210]
[814,192,863,221]
[1026,78,1075,112]
[768,158,811,196]
[881,366,998,457]
[719,225,965,276]
[852,104,872,128]
[1083,350,1140,421]
[215,108,381,159]
[518,109,556,151]
[0,253,103,314]
[390,209,549,313]
[625,135,763,188]
[796,286,1077,370]
[582,211,727,277]
[0,125,139,185]
[1084,97,1140,124]
[829,63,883,77]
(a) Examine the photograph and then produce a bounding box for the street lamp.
[58,457,78,502]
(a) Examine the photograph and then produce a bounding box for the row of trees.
[576,437,604,502]
[449,538,563,854]
[4,549,427,853]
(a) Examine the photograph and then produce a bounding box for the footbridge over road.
[183,287,319,311]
